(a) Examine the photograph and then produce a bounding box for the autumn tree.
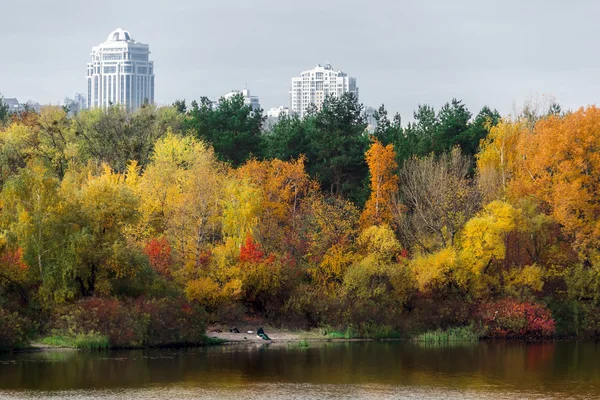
[0,161,76,301]
[343,225,413,323]
[476,119,524,201]
[60,163,142,297]
[360,139,400,229]
[73,105,183,172]
[510,107,600,254]
[136,133,226,270]
[236,157,317,254]
[397,148,481,253]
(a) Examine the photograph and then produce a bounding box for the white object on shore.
[247,330,253,334]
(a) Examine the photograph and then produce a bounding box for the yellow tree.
[343,225,413,313]
[236,157,317,253]
[137,132,226,270]
[63,163,141,296]
[410,201,517,295]
[360,139,399,229]
[476,119,524,201]
[221,177,262,244]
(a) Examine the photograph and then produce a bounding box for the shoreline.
[10,329,584,354]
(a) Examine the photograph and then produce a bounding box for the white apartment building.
[87,28,154,110]
[267,106,292,118]
[221,89,260,110]
[290,64,358,118]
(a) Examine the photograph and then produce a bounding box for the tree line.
[0,92,595,349]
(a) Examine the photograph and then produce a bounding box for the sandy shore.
[205,326,319,343]
[205,326,376,343]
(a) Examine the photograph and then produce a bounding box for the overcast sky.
[1,0,599,119]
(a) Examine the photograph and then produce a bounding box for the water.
[1,341,599,399]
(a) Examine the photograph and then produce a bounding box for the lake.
[1,341,600,399]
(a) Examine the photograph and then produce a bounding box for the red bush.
[144,237,173,278]
[477,298,555,338]
[240,235,265,263]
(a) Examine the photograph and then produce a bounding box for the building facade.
[87,28,154,110]
[221,89,260,110]
[289,64,358,118]
[3,98,24,114]
[266,106,291,118]
[364,106,377,133]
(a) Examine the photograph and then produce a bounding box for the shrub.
[414,325,479,342]
[50,297,206,348]
[136,298,206,346]
[41,332,109,350]
[477,298,555,338]
[0,306,29,351]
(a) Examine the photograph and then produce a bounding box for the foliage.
[0,306,30,351]
[3,98,600,340]
[510,107,600,254]
[185,94,265,166]
[360,139,399,229]
[74,105,183,172]
[50,297,206,348]
[0,95,8,126]
[398,148,481,253]
[477,298,555,338]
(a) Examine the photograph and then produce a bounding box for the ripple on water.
[0,384,588,400]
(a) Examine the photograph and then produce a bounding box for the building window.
[87,78,92,109]
[126,75,131,108]
[103,53,123,61]
[131,53,148,61]
[103,66,117,74]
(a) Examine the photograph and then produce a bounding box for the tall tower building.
[87,28,154,110]
[289,64,358,118]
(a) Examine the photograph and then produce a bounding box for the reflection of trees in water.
[412,340,479,349]
[1,342,600,396]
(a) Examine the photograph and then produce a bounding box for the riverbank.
[204,326,379,344]
[8,323,556,354]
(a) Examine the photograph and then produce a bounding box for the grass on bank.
[41,332,110,350]
[287,339,310,349]
[41,333,226,350]
[324,325,404,340]
[413,325,480,343]
[202,335,227,345]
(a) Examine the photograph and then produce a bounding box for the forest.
[0,93,597,350]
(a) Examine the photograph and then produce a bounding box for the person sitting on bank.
[257,327,271,340]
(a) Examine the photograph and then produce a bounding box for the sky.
[1,0,599,119]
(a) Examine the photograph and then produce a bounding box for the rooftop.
[106,28,134,42]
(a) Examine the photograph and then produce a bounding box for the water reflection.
[1,341,599,399]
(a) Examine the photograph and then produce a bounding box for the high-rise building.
[364,106,377,133]
[289,64,358,118]
[87,28,154,110]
